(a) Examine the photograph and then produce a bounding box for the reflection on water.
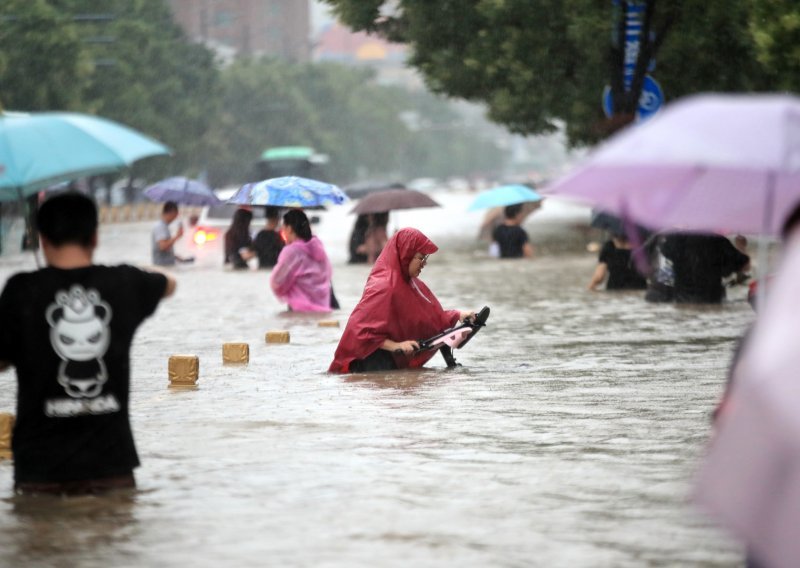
[0,211,752,566]
[2,490,138,566]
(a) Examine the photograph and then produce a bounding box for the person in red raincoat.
[329,228,473,373]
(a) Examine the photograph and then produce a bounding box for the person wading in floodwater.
[0,192,176,495]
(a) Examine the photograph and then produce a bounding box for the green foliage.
[0,0,90,110]
[204,59,504,186]
[76,0,220,178]
[325,0,795,145]
[748,0,800,91]
[0,0,504,188]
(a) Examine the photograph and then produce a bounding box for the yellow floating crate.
[223,342,250,364]
[0,413,14,460]
[265,331,290,344]
[168,354,199,386]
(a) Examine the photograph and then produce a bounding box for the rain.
[1,2,798,567]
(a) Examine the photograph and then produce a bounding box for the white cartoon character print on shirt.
[44,285,119,417]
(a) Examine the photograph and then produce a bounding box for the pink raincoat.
[270,236,332,312]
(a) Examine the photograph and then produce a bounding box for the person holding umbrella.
[587,232,647,291]
[492,204,534,259]
[269,209,334,312]
[152,201,192,266]
[329,228,474,373]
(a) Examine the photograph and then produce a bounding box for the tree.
[747,0,800,91]
[74,0,221,178]
[323,0,780,145]
[0,0,221,181]
[0,0,91,110]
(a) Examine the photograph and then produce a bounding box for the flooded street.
[0,193,751,566]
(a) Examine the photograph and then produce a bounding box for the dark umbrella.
[143,176,221,206]
[350,188,440,215]
[344,181,406,200]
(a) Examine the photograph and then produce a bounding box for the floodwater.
[0,192,752,567]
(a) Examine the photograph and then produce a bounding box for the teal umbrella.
[467,184,542,211]
[0,111,171,201]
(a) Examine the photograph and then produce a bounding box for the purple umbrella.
[694,234,800,568]
[544,93,800,565]
[144,176,221,206]
[544,93,800,236]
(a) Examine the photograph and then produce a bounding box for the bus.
[255,146,330,181]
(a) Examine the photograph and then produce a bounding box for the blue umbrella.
[0,111,170,201]
[467,184,542,211]
[144,176,220,206]
[227,176,348,208]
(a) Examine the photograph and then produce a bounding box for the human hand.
[459,310,476,323]
[175,224,184,238]
[394,340,420,355]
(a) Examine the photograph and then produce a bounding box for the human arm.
[163,274,177,297]
[523,242,534,258]
[380,338,420,354]
[0,277,19,371]
[157,224,183,251]
[270,247,302,297]
[588,263,608,291]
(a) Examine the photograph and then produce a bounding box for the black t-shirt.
[0,264,167,483]
[253,229,284,268]
[492,224,529,258]
[661,234,750,303]
[598,240,647,290]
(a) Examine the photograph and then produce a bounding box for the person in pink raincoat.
[269,209,333,312]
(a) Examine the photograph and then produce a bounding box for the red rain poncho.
[329,228,460,373]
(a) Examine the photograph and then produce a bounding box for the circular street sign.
[602,75,664,121]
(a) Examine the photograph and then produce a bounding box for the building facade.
[168,0,310,62]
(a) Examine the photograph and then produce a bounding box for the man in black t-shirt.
[661,233,750,303]
[0,192,176,495]
[492,204,534,259]
[253,206,285,269]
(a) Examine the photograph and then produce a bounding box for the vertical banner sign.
[603,1,663,121]
[623,3,646,92]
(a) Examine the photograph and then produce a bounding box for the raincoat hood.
[270,235,332,312]
[375,228,439,280]
[293,235,328,262]
[328,228,459,373]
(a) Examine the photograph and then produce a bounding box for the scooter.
[417,306,490,368]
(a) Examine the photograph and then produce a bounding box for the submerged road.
[0,192,750,566]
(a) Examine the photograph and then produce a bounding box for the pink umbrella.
[544,93,800,236]
[693,231,800,568]
[544,93,800,566]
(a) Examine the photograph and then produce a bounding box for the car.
[184,188,270,267]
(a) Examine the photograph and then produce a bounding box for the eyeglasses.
[414,254,429,264]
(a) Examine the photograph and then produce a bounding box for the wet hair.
[37,191,98,248]
[781,201,800,241]
[371,211,389,227]
[283,209,312,241]
[229,208,253,235]
[162,201,178,215]
[504,203,523,219]
[265,206,281,221]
